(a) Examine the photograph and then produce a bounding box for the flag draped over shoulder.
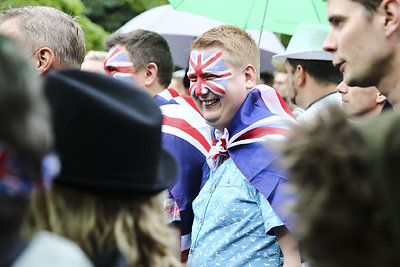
[203,84,296,229]
[155,88,212,256]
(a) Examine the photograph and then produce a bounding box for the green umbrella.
[168,0,328,36]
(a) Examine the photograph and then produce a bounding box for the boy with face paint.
[187,25,300,267]
[104,30,212,262]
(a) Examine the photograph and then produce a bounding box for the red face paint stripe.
[205,81,226,95]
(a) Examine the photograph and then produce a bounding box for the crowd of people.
[0,0,399,266]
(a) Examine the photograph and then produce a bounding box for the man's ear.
[295,65,306,87]
[376,92,387,104]
[144,62,158,87]
[381,0,400,37]
[244,64,257,90]
[34,47,56,75]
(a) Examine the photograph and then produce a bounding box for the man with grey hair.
[0,6,86,75]
[323,0,400,107]
[273,23,342,122]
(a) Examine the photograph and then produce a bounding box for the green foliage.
[76,16,109,51]
[81,0,138,33]
[1,0,84,15]
[80,0,168,33]
[280,34,292,48]
[121,0,169,13]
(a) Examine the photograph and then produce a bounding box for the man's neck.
[352,104,384,120]
[146,83,165,97]
[300,81,337,109]
[383,79,400,109]
[379,46,400,108]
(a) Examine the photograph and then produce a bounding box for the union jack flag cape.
[202,84,296,229]
[155,88,212,259]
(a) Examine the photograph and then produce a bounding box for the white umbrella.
[117,5,285,72]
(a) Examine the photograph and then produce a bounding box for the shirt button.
[227,179,230,184]
[209,187,213,193]
[190,249,194,254]
[200,218,203,223]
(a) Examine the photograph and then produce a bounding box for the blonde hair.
[191,25,260,77]
[23,185,181,267]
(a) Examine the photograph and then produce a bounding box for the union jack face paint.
[187,51,233,97]
[104,45,134,84]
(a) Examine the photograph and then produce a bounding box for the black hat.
[44,70,177,197]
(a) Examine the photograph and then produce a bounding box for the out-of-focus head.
[336,80,386,116]
[81,51,108,74]
[0,6,86,74]
[0,34,54,233]
[259,72,274,87]
[277,105,400,266]
[169,69,189,95]
[0,34,52,172]
[273,72,289,98]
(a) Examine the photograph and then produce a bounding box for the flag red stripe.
[181,95,203,117]
[275,91,296,119]
[237,127,290,141]
[163,116,211,152]
[166,88,180,98]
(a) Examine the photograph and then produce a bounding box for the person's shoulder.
[12,231,93,267]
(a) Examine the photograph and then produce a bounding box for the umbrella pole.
[311,0,322,23]
[257,0,269,47]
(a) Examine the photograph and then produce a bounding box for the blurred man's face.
[273,72,289,99]
[81,59,106,74]
[284,62,299,105]
[323,0,390,90]
[336,80,384,116]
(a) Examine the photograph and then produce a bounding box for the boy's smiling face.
[188,47,254,131]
